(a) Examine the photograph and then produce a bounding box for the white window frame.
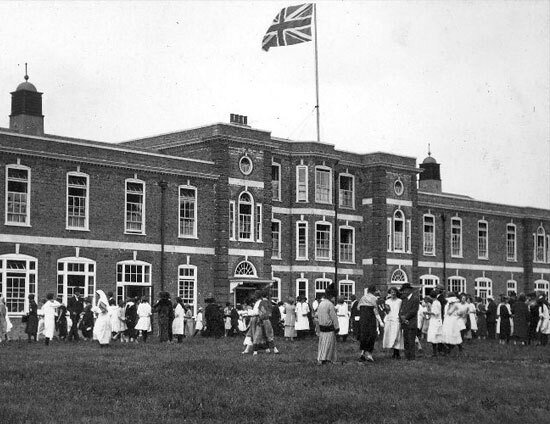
[534,226,546,263]
[255,203,262,242]
[0,253,38,315]
[338,279,355,302]
[315,278,331,299]
[179,185,197,239]
[57,257,96,306]
[534,279,549,297]
[393,210,405,252]
[296,220,309,260]
[406,218,412,253]
[296,165,308,203]
[339,225,355,264]
[315,166,332,204]
[238,191,254,242]
[391,268,408,284]
[506,280,517,297]
[271,277,281,302]
[229,201,236,240]
[387,217,392,252]
[338,173,355,209]
[423,214,436,256]
[506,223,517,262]
[66,172,89,231]
[420,275,439,298]
[124,178,146,235]
[271,162,281,202]
[478,220,489,259]
[271,219,281,259]
[234,260,257,278]
[5,164,31,226]
[315,220,332,261]
[116,260,152,306]
[296,278,308,300]
[547,235,550,263]
[475,277,493,301]
[178,265,198,316]
[451,217,463,258]
[447,276,466,295]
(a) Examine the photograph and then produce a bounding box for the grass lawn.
[0,335,549,424]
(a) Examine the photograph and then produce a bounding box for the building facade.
[1,78,549,322]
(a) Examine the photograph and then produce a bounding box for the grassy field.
[0,335,549,424]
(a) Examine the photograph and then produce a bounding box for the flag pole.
[313,3,320,142]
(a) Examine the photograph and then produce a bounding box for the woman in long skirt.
[382,287,404,359]
[194,307,204,336]
[335,296,350,342]
[466,295,478,339]
[25,294,39,342]
[172,297,185,342]
[295,296,310,339]
[427,292,444,356]
[357,285,384,362]
[497,297,512,344]
[475,297,488,339]
[442,294,464,352]
[93,290,112,347]
[108,299,120,340]
[56,299,68,341]
[0,297,7,343]
[536,295,550,346]
[512,293,530,345]
[42,293,61,345]
[135,296,152,342]
[317,288,339,365]
[283,297,297,341]
[184,305,195,337]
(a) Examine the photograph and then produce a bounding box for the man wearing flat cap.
[399,283,420,360]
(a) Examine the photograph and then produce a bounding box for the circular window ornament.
[394,179,404,196]
[239,155,253,176]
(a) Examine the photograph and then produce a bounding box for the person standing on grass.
[456,294,470,343]
[108,299,120,340]
[399,283,420,361]
[67,288,84,342]
[475,297,488,340]
[441,294,464,353]
[194,307,204,336]
[497,296,512,345]
[93,290,112,347]
[426,291,444,356]
[349,294,360,341]
[383,287,403,359]
[42,293,61,346]
[25,294,39,342]
[135,296,152,342]
[56,298,68,341]
[172,297,185,343]
[486,296,497,340]
[317,285,339,365]
[252,290,279,355]
[283,297,297,341]
[154,291,174,343]
[512,293,530,346]
[115,300,128,342]
[536,295,550,346]
[295,296,310,339]
[335,296,349,342]
[125,297,138,342]
[203,293,224,338]
[79,299,94,340]
[466,295,478,339]
[0,297,7,343]
[527,293,539,345]
[358,285,384,363]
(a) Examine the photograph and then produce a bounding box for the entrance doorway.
[117,284,151,305]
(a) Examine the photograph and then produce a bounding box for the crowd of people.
[0,284,549,367]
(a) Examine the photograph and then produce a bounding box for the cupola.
[418,147,442,193]
[9,64,44,136]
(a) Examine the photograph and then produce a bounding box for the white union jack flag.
[262,3,313,51]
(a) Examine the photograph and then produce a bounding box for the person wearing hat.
[135,296,152,342]
[295,295,310,339]
[316,284,339,365]
[67,288,84,342]
[203,293,224,338]
[426,290,444,356]
[536,295,550,346]
[382,286,404,359]
[399,283,420,360]
[42,293,61,346]
[25,294,39,342]
[93,290,112,347]
[357,285,384,362]
[172,297,185,343]
[194,306,204,336]
[153,291,174,343]
[496,295,512,344]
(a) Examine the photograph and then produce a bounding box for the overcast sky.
[0,1,548,209]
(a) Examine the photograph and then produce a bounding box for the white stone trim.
[387,198,413,207]
[228,248,264,257]
[533,267,550,274]
[271,265,363,275]
[0,234,215,255]
[361,198,373,205]
[418,260,523,273]
[387,258,413,266]
[228,177,264,188]
[271,207,362,222]
[362,258,373,265]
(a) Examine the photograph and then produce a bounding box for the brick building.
[1,77,549,323]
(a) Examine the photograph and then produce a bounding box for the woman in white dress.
[108,300,120,339]
[427,292,444,356]
[335,296,350,342]
[194,307,204,336]
[382,287,404,359]
[466,295,478,339]
[442,294,465,352]
[536,295,550,346]
[172,297,185,343]
[135,296,152,342]
[42,293,61,346]
[93,290,112,347]
[295,296,310,339]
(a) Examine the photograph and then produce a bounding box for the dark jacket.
[67,295,84,317]
[399,292,420,329]
[486,300,497,323]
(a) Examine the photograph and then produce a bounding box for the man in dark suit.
[486,296,498,339]
[435,284,448,355]
[399,283,420,360]
[67,289,84,341]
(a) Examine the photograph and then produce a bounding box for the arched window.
[535,226,546,263]
[534,279,549,297]
[474,277,492,301]
[448,276,466,295]
[391,268,408,283]
[116,260,152,305]
[234,260,257,278]
[419,275,439,298]
[393,210,405,252]
[238,192,253,241]
[57,256,96,306]
[0,253,37,314]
